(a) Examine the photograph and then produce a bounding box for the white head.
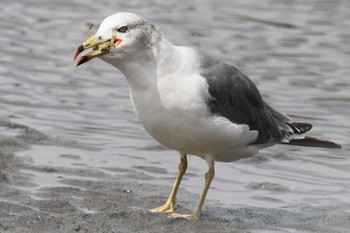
[74,12,161,66]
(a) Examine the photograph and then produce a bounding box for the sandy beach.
[1,120,349,233]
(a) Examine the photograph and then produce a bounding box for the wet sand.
[1,119,349,233]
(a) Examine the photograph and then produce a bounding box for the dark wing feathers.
[282,136,341,148]
[199,54,288,144]
[198,54,341,148]
[286,122,312,134]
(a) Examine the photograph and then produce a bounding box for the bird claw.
[149,202,174,213]
[168,212,200,220]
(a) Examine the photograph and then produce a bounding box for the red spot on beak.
[74,45,84,60]
[73,49,79,60]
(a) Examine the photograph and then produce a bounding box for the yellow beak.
[74,35,122,66]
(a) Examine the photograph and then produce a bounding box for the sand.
[1,119,349,233]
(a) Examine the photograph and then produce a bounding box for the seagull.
[74,12,341,219]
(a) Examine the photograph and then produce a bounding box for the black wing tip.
[282,136,342,149]
[287,122,313,134]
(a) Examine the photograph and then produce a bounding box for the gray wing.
[199,54,291,145]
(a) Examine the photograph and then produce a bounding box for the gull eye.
[117,26,128,33]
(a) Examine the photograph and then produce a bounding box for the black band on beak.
[74,45,85,61]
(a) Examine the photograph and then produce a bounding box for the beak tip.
[76,56,89,67]
[73,45,85,61]
[73,50,79,61]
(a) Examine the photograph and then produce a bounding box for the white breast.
[129,47,260,162]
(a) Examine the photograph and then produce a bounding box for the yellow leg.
[150,155,188,213]
[169,165,215,220]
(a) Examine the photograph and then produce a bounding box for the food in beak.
[74,25,122,66]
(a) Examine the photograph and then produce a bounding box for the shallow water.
[1,0,350,230]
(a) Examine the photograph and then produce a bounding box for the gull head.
[74,12,156,66]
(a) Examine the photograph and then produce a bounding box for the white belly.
[129,76,260,162]
[123,45,260,162]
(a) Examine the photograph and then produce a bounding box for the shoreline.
[1,119,349,233]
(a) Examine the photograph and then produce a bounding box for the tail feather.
[281,136,341,148]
